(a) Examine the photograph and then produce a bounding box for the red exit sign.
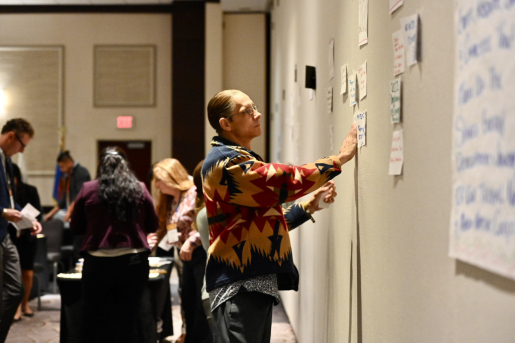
[117,116,133,129]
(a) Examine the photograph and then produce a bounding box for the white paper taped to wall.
[389,0,403,14]
[393,30,406,75]
[355,110,366,148]
[358,0,368,46]
[389,129,403,175]
[327,87,333,113]
[450,1,515,280]
[329,38,335,80]
[349,73,357,106]
[390,78,401,123]
[400,14,418,67]
[341,65,347,95]
[358,61,367,100]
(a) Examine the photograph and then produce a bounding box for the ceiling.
[0,0,273,12]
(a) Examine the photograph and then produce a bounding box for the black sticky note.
[305,66,316,89]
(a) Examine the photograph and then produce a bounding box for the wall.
[205,3,223,155]
[270,1,515,342]
[0,14,172,206]
[223,13,267,159]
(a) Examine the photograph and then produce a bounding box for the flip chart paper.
[358,61,367,100]
[393,30,406,75]
[329,39,335,80]
[389,0,403,14]
[450,1,515,280]
[355,110,366,148]
[349,73,357,107]
[340,65,347,95]
[327,87,333,113]
[389,130,404,175]
[358,0,368,46]
[400,14,418,66]
[390,79,401,123]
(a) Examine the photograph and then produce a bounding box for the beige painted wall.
[271,1,515,343]
[223,13,267,160]
[0,14,172,206]
[205,3,223,155]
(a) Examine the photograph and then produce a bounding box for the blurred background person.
[8,163,42,321]
[148,158,212,343]
[44,151,90,223]
[70,147,158,343]
[191,159,213,332]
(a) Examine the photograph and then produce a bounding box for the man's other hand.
[31,221,42,236]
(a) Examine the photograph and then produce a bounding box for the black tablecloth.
[58,257,174,343]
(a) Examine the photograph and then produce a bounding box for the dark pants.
[0,234,23,343]
[212,290,274,343]
[181,247,213,343]
[81,252,156,343]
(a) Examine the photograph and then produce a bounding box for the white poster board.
[450,1,515,280]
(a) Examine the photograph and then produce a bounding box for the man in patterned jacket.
[202,90,357,342]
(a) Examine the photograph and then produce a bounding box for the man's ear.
[219,118,232,132]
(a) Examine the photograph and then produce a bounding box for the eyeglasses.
[14,133,26,148]
[228,105,259,119]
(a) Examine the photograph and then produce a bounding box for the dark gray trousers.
[212,291,274,343]
[0,233,23,343]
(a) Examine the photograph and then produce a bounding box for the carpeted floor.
[6,269,297,343]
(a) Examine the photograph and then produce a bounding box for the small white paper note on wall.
[355,110,367,147]
[349,73,357,107]
[389,0,404,14]
[329,39,335,80]
[340,65,347,95]
[358,61,367,100]
[390,79,401,123]
[389,130,404,175]
[358,0,368,46]
[310,89,314,100]
[400,14,418,67]
[327,87,333,113]
[393,30,406,75]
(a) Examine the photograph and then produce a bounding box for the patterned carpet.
[6,270,297,343]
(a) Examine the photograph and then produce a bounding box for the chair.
[42,219,64,293]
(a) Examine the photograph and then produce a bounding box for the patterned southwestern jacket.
[202,136,342,292]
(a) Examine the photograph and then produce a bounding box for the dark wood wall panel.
[172,1,206,173]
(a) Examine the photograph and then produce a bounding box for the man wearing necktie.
[0,119,42,342]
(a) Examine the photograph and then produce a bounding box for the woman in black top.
[8,163,42,320]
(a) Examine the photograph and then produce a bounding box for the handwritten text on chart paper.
[355,110,366,148]
[450,0,515,280]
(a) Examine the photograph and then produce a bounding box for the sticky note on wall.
[349,73,357,106]
[355,110,367,147]
[358,61,367,100]
[393,30,406,75]
[400,14,419,67]
[389,130,404,175]
[390,79,401,123]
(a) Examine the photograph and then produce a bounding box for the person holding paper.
[44,151,91,223]
[149,158,212,343]
[0,118,42,342]
[202,90,356,343]
[70,147,158,343]
[8,163,42,321]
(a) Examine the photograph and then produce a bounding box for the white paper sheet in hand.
[11,203,40,231]
[400,14,418,67]
[158,229,179,252]
[389,130,404,175]
[318,190,332,209]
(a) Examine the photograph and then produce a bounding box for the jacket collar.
[210,136,264,162]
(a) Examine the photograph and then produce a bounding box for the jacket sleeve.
[142,185,158,234]
[204,153,342,208]
[283,201,312,231]
[69,186,87,235]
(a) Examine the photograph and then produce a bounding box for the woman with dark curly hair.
[70,147,159,343]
